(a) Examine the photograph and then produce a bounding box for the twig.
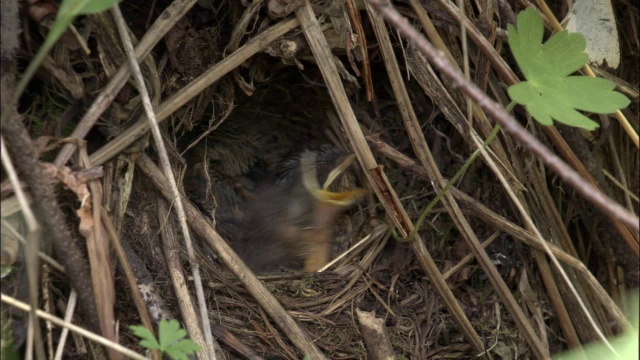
[295,1,488,354]
[470,126,616,353]
[76,136,118,360]
[157,199,208,360]
[100,208,159,359]
[366,126,632,332]
[367,0,632,353]
[366,0,546,354]
[53,290,76,360]
[110,6,218,359]
[356,309,396,359]
[365,0,639,234]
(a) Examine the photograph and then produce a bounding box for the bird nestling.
[223,145,366,273]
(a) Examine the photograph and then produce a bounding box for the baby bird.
[227,145,366,273]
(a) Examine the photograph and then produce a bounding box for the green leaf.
[129,325,161,350]
[158,320,186,350]
[130,320,200,359]
[157,320,200,359]
[58,0,120,16]
[507,7,630,130]
[164,340,202,360]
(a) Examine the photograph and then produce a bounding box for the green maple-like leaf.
[130,320,200,360]
[507,8,630,130]
[157,320,200,359]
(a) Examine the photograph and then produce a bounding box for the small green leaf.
[507,7,630,130]
[129,325,161,350]
[130,320,200,359]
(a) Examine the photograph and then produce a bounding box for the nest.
[1,0,638,359]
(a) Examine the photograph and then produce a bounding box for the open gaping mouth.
[300,152,367,207]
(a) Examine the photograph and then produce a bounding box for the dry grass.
[1,0,638,359]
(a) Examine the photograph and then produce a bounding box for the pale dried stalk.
[110,5,218,358]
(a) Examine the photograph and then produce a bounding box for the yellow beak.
[300,152,367,206]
